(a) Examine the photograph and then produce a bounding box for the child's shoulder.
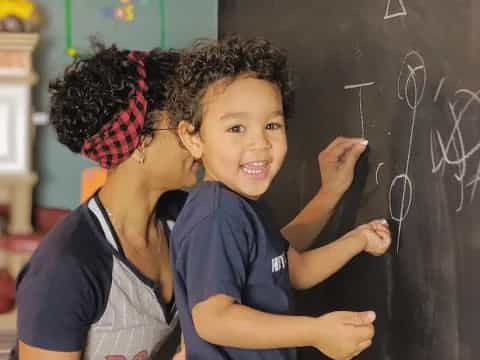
[174,181,254,233]
[190,181,250,212]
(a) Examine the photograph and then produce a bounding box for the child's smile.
[240,160,271,179]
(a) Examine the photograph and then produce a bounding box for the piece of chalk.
[367,311,376,321]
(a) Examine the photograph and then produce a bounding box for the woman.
[15,43,194,360]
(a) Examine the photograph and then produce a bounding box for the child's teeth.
[246,161,266,167]
[243,168,262,174]
[241,161,268,175]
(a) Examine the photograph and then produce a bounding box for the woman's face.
[143,112,200,191]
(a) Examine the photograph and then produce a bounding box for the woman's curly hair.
[166,35,294,130]
[49,41,179,153]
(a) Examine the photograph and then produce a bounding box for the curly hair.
[49,41,179,153]
[166,35,294,130]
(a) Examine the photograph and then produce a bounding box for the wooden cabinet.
[0,33,38,235]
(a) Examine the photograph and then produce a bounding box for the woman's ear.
[177,120,203,159]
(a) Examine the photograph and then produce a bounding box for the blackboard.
[219,1,480,359]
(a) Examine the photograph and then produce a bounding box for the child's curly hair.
[49,41,180,153]
[167,35,294,130]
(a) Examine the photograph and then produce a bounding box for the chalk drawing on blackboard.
[384,0,407,20]
[434,77,446,103]
[376,162,385,185]
[344,82,375,138]
[468,161,480,202]
[430,130,447,177]
[344,82,375,89]
[389,173,413,249]
[431,89,480,212]
[390,51,426,253]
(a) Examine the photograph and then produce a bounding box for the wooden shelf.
[0,33,38,50]
[0,73,37,85]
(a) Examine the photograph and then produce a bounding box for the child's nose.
[250,129,272,150]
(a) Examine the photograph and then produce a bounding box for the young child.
[167,36,391,360]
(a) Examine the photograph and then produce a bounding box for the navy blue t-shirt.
[171,181,295,360]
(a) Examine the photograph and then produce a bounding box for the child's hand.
[312,310,376,359]
[318,137,368,198]
[349,220,391,256]
[364,220,391,255]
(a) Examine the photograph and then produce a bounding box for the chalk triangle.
[384,0,407,19]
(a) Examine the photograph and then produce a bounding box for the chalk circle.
[389,174,413,222]
[397,51,426,110]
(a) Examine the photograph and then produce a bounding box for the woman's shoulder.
[17,202,114,300]
[33,203,111,263]
[16,204,114,343]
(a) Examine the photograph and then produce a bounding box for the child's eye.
[266,122,284,130]
[227,125,245,133]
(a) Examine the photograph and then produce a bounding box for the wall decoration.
[64,0,165,57]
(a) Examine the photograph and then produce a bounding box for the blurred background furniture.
[0,32,38,235]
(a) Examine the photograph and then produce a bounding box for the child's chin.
[238,184,269,200]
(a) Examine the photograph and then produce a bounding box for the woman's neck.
[98,169,167,244]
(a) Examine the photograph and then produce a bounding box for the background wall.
[32,0,218,209]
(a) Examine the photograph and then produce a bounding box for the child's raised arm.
[288,219,391,290]
[282,137,368,251]
[192,293,376,359]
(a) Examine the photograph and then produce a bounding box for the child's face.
[197,76,287,199]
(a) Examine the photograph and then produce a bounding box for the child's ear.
[177,120,203,159]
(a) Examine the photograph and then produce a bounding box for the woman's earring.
[133,149,145,164]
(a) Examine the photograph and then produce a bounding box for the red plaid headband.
[80,51,149,168]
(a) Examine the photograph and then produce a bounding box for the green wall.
[32,0,218,209]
